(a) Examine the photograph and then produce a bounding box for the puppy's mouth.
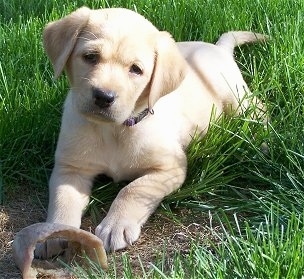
[123,108,151,127]
[83,109,117,123]
[82,107,152,126]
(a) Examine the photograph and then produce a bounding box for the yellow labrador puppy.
[39,7,266,254]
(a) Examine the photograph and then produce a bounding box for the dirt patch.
[106,208,218,277]
[0,190,47,278]
[0,189,217,278]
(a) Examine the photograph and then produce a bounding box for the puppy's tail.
[216,31,267,54]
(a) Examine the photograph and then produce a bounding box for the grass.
[0,0,303,278]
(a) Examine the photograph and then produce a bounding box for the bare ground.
[0,188,217,278]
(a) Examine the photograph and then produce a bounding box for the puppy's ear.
[148,31,187,110]
[43,7,91,78]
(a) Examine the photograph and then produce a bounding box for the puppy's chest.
[93,130,149,181]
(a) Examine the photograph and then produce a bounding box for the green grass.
[1,0,303,278]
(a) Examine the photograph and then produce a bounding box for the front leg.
[46,165,95,227]
[35,165,95,259]
[95,157,187,251]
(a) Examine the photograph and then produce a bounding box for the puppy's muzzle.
[93,87,116,108]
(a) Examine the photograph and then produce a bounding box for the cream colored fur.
[37,7,266,254]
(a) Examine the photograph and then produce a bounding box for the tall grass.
[0,0,303,277]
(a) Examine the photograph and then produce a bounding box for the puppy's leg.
[95,156,187,251]
[47,166,94,226]
[35,166,94,259]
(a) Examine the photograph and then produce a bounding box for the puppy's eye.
[83,53,99,64]
[129,64,143,75]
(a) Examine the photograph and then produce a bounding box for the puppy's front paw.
[95,216,141,251]
[34,238,68,259]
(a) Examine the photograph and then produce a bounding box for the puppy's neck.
[123,108,153,127]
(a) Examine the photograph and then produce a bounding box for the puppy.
[38,7,266,255]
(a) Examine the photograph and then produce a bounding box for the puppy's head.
[43,7,187,124]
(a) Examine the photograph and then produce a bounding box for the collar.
[123,108,153,127]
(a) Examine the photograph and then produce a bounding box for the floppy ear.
[148,31,187,110]
[43,7,91,78]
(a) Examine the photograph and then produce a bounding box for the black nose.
[93,88,115,108]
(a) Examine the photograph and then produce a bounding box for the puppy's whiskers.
[77,36,91,42]
[78,30,98,41]
[81,77,92,82]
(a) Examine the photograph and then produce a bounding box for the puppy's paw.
[95,217,141,251]
[34,238,68,259]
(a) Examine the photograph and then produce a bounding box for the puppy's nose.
[93,88,115,108]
